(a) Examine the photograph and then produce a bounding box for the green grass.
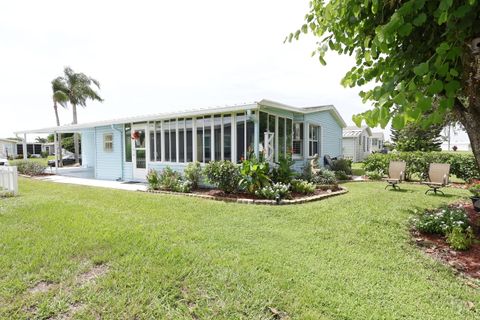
[351,162,366,176]
[0,178,478,319]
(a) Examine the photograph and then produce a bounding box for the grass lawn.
[0,178,479,319]
[351,162,365,176]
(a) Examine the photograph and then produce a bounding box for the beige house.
[342,126,372,162]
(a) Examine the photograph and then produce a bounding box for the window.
[236,113,245,163]
[186,118,193,162]
[278,117,285,158]
[149,122,155,161]
[223,114,231,161]
[259,111,268,152]
[170,119,177,162]
[178,118,185,162]
[196,117,204,162]
[125,124,132,162]
[246,115,254,156]
[214,115,222,160]
[293,122,303,157]
[309,125,320,157]
[104,133,113,152]
[155,122,162,161]
[164,120,170,161]
[286,118,292,155]
[204,116,212,162]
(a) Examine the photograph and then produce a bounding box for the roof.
[15,99,347,134]
[342,126,373,138]
[0,138,20,143]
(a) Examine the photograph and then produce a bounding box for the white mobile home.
[371,132,385,153]
[342,126,373,162]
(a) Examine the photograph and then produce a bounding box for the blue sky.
[0,0,380,140]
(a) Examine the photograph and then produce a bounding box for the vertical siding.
[342,138,356,161]
[81,130,95,168]
[94,125,124,180]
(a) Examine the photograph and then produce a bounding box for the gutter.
[111,124,124,181]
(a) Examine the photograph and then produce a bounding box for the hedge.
[363,152,480,182]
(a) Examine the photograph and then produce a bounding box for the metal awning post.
[22,133,27,160]
[54,131,59,174]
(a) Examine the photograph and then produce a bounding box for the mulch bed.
[146,185,347,205]
[413,204,480,279]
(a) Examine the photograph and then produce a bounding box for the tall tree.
[291,0,480,169]
[51,77,69,166]
[391,123,443,151]
[60,67,103,164]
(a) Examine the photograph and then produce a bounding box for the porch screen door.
[132,124,147,180]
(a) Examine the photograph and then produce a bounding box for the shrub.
[300,162,314,182]
[413,207,470,235]
[335,170,350,181]
[446,226,474,251]
[330,159,352,175]
[40,151,49,158]
[184,162,202,189]
[366,170,384,181]
[146,169,160,190]
[255,182,291,200]
[271,154,296,184]
[239,156,271,194]
[363,152,480,182]
[204,161,241,193]
[15,160,46,176]
[313,168,337,185]
[291,179,316,194]
[158,167,181,191]
[469,183,480,197]
[173,180,192,193]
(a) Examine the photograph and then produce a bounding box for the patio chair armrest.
[399,170,404,182]
[443,174,449,185]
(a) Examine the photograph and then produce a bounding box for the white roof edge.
[15,99,347,134]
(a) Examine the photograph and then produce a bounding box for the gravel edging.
[142,186,348,205]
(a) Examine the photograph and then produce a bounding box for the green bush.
[468,183,480,197]
[184,162,202,189]
[239,156,271,194]
[363,152,480,182]
[413,207,470,235]
[271,154,296,184]
[446,226,474,251]
[291,179,316,194]
[146,169,160,190]
[335,170,350,181]
[255,182,291,200]
[331,159,352,175]
[313,168,337,185]
[15,160,46,176]
[204,161,241,193]
[158,167,181,191]
[366,170,384,181]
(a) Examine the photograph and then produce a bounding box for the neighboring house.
[441,125,472,151]
[0,139,18,159]
[371,132,384,153]
[16,143,43,157]
[16,99,346,181]
[342,126,373,162]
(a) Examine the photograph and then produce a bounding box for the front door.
[132,124,147,180]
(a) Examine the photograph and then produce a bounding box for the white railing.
[0,166,18,195]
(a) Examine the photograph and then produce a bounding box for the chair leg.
[425,189,431,195]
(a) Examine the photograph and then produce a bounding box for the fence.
[0,166,18,195]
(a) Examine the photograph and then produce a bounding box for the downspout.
[112,124,124,181]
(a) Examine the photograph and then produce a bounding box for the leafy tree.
[35,137,47,144]
[47,133,78,154]
[58,67,103,164]
[51,77,69,165]
[391,122,443,151]
[291,0,480,169]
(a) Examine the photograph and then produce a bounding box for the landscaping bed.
[412,203,480,279]
[146,184,347,205]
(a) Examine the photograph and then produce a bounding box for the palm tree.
[60,67,103,164]
[51,77,69,166]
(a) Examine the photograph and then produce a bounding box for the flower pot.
[471,196,480,212]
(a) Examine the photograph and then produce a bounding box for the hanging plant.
[131,131,140,140]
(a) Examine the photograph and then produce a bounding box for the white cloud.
[0,0,380,139]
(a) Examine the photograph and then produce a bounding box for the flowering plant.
[412,206,470,235]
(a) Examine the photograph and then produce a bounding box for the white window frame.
[308,124,320,158]
[103,133,114,152]
[292,121,303,159]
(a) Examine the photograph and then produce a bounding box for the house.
[371,132,384,153]
[441,125,472,151]
[342,126,373,162]
[16,143,43,157]
[0,139,18,159]
[15,99,346,181]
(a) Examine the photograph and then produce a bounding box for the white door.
[132,124,147,180]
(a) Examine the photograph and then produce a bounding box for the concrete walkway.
[35,175,148,192]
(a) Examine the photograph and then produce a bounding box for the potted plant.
[469,183,480,212]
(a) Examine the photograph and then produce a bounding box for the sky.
[0,0,381,140]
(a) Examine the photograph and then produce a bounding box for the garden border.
[143,186,348,205]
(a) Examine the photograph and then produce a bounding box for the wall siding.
[81,130,96,168]
[94,125,124,180]
[304,111,343,160]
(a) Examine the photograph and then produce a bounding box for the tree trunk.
[72,104,80,165]
[53,102,63,167]
[455,106,480,172]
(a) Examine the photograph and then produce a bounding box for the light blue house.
[17,99,346,181]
